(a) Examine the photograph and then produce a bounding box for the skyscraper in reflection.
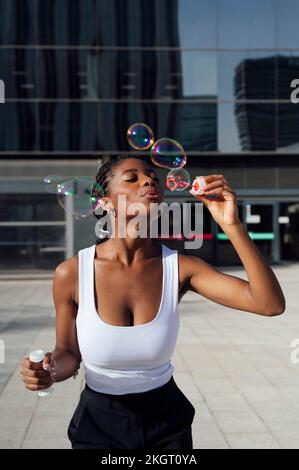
[234,55,299,150]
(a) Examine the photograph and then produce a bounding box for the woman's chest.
[74,255,187,327]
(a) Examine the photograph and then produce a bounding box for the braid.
[92,155,128,203]
[92,155,154,244]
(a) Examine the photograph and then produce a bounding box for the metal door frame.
[241,200,280,263]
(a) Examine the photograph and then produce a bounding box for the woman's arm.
[21,257,81,391]
[51,257,82,382]
[183,174,286,316]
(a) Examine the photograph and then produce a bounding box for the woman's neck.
[97,237,160,266]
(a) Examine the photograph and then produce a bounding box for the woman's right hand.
[20,352,56,391]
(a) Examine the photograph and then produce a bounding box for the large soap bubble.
[44,175,64,194]
[150,138,186,169]
[56,177,104,218]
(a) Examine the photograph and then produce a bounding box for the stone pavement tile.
[215,367,270,386]
[24,415,71,443]
[193,403,215,423]
[178,334,207,346]
[202,344,240,355]
[209,352,265,371]
[251,399,296,418]
[228,375,271,388]
[0,406,33,449]
[213,410,269,434]
[172,351,189,373]
[225,432,281,449]
[192,420,229,449]
[3,370,26,390]
[21,437,70,449]
[179,351,229,377]
[229,376,276,389]
[276,439,299,450]
[173,375,204,403]
[236,384,285,403]
[256,369,299,388]
[180,387,204,404]
[190,365,229,380]
[265,421,299,449]
[0,432,26,449]
[236,350,289,368]
[0,389,37,408]
[196,337,236,347]
[176,344,212,359]
[192,377,238,394]
[34,396,79,418]
[256,405,299,422]
[200,392,252,412]
[278,386,299,406]
[173,371,198,386]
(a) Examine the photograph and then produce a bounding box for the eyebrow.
[122,168,157,175]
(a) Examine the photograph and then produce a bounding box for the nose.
[141,174,157,188]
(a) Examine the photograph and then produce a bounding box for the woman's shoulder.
[52,255,79,306]
[54,254,79,283]
[178,252,211,268]
[178,252,212,278]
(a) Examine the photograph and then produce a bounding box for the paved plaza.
[0,262,298,449]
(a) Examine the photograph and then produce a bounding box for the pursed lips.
[141,190,160,199]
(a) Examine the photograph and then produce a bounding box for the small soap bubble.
[150,138,186,169]
[166,168,191,192]
[166,176,178,191]
[44,175,64,194]
[127,123,154,150]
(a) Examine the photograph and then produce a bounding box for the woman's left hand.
[189,174,241,227]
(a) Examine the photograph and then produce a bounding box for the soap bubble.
[150,138,186,169]
[166,176,178,191]
[166,168,191,192]
[56,177,104,218]
[127,123,154,150]
[44,175,64,194]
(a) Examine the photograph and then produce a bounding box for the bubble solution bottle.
[29,349,54,397]
[191,176,206,195]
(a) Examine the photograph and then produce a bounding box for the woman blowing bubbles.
[21,155,285,449]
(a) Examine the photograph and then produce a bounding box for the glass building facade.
[1,0,299,271]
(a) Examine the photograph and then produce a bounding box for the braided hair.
[91,155,156,244]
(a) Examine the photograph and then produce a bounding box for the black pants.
[68,376,195,449]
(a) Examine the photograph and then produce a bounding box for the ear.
[94,197,110,212]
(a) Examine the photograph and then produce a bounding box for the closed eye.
[126,177,138,182]
[126,175,160,183]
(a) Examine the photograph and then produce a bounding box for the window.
[218,0,276,49]
[0,102,37,151]
[0,48,36,99]
[177,0,217,48]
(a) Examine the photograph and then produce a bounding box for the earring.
[108,207,117,217]
[95,219,111,239]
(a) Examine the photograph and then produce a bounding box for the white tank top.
[76,243,180,395]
